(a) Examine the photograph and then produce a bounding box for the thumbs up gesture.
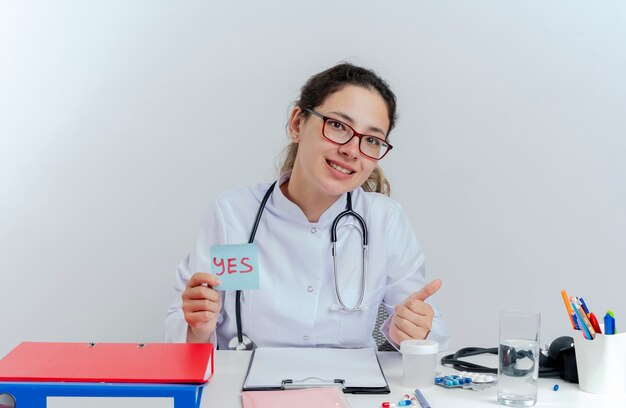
[389,279,442,345]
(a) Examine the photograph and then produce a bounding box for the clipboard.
[242,347,390,394]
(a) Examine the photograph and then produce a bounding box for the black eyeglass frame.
[305,109,393,160]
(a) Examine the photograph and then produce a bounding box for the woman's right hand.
[182,272,222,342]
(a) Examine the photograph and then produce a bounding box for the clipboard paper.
[242,347,390,394]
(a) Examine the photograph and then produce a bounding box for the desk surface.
[204,350,626,407]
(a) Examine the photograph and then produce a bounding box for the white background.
[1,1,625,357]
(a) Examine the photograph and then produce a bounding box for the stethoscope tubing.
[330,191,368,311]
[235,181,276,346]
[231,181,368,349]
[330,192,368,245]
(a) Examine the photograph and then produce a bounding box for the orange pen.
[561,290,576,329]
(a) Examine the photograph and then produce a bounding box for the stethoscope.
[228,181,368,350]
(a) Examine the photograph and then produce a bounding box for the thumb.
[410,279,443,302]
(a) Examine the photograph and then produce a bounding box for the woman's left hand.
[388,279,442,345]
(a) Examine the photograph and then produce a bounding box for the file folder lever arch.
[0,381,203,408]
[0,342,214,408]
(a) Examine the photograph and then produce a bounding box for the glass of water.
[497,309,540,407]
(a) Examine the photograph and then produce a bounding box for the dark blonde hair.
[279,63,396,196]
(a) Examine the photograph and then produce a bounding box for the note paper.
[210,243,260,290]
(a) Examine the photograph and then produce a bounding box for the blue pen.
[414,389,431,408]
[604,311,616,335]
[579,297,590,315]
[571,300,593,339]
[572,313,580,330]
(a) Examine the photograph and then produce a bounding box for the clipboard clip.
[281,377,345,390]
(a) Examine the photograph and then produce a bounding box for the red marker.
[589,312,602,334]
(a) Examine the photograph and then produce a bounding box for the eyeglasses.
[306,109,393,160]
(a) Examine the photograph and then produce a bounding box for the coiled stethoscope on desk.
[228,181,369,350]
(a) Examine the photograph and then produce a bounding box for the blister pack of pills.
[434,372,497,391]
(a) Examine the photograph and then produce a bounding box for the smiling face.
[287,85,391,205]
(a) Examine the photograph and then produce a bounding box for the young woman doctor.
[165,63,449,350]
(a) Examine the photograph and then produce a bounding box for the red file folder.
[0,342,214,384]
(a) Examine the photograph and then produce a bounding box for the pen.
[572,313,580,330]
[572,306,592,339]
[414,389,431,408]
[572,297,596,337]
[579,297,591,315]
[560,290,577,329]
[571,297,595,339]
[604,311,616,335]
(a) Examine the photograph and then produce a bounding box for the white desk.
[203,350,626,407]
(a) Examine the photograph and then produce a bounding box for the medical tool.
[228,181,368,350]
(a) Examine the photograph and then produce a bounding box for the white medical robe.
[165,174,450,350]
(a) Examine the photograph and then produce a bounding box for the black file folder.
[242,347,390,394]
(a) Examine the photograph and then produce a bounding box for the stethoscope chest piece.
[228,334,253,350]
